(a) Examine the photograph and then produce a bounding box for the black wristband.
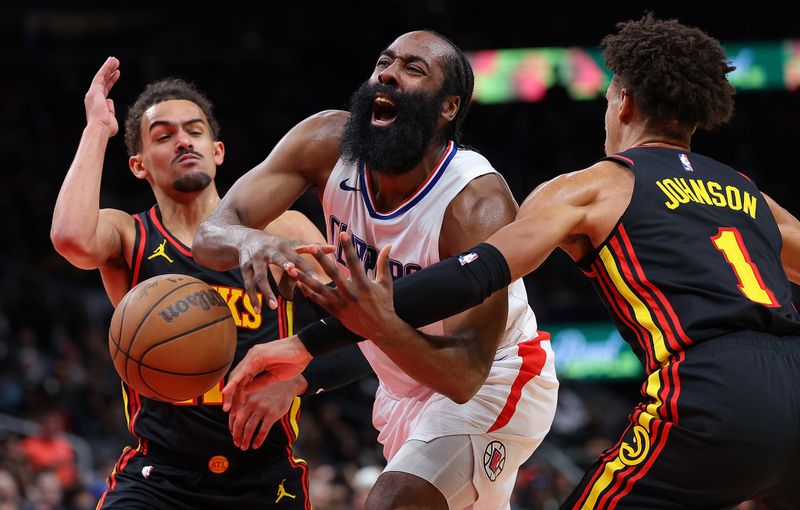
[301,343,372,395]
[296,242,511,357]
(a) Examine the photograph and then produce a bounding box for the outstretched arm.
[221,163,624,408]
[50,56,135,305]
[193,111,345,312]
[764,193,800,283]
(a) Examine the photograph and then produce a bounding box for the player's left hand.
[221,337,313,417]
[228,375,307,450]
[292,232,402,343]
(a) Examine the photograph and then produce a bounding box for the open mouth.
[371,95,397,127]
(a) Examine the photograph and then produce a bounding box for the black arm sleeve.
[296,242,511,357]
[300,343,373,395]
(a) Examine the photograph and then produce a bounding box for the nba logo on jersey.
[678,153,694,172]
[458,252,479,266]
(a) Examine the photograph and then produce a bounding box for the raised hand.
[221,336,313,415]
[85,56,121,136]
[228,375,306,450]
[293,232,405,343]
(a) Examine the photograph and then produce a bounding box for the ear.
[618,88,635,124]
[441,95,460,123]
[128,154,148,180]
[213,140,225,166]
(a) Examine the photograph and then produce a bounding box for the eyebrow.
[147,118,205,133]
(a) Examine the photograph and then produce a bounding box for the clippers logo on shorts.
[619,424,650,466]
[483,440,506,482]
[208,455,229,474]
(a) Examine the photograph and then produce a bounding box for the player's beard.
[340,80,446,176]
[173,172,212,193]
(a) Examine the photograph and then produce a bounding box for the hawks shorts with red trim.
[97,443,311,510]
[561,331,800,510]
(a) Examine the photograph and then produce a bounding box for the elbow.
[448,389,476,405]
[446,368,489,404]
[50,229,93,269]
[447,383,480,404]
[50,227,80,258]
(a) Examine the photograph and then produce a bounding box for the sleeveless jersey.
[322,140,543,396]
[125,205,312,469]
[582,147,800,374]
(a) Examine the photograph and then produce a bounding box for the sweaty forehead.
[385,31,453,65]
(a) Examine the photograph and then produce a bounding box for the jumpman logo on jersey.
[147,240,174,263]
[275,479,296,503]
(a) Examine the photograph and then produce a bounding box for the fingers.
[375,244,393,283]
[295,244,336,255]
[238,411,262,451]
[106,69,121,95]
[295,277,340,314]
[251,417,272,449]
[310,240,354,298]
[339,233,367,287]
[222,350,263,412]
[241,255,275,314]
[93,56,119,87]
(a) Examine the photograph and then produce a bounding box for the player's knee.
[364,471,447,510]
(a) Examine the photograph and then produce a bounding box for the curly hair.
[601,13,735,132]
[124,78,220,156]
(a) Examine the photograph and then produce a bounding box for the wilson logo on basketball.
[158,289,228,323]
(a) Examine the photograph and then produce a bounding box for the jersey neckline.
[359,141,457,220]
[150,206,193,257]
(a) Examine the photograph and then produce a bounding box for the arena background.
[1,3,798,508]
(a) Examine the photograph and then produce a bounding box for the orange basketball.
[108,274,236,402]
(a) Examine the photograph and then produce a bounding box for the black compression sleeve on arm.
[300,343,372,396]
[297,242,512,357]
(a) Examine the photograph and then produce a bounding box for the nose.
[377,61,400,87]
[175,129,193,151]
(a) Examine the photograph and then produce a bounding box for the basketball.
[108,274,237,402]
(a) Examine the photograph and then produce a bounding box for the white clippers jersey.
[322,141,554,458]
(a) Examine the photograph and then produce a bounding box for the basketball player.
[51,58,371,509]
[193,30,559,510]
[232,14,800,509]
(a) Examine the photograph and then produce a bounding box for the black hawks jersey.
[124,205,313,472]
[580,147,800,374]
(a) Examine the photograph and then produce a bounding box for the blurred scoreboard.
[468,40,800,104]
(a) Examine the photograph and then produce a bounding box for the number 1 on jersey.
[711,227,779,307]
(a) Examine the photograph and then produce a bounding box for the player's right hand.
[221,336,313,414]
[85,56,120,136]
[238,230,332,313]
